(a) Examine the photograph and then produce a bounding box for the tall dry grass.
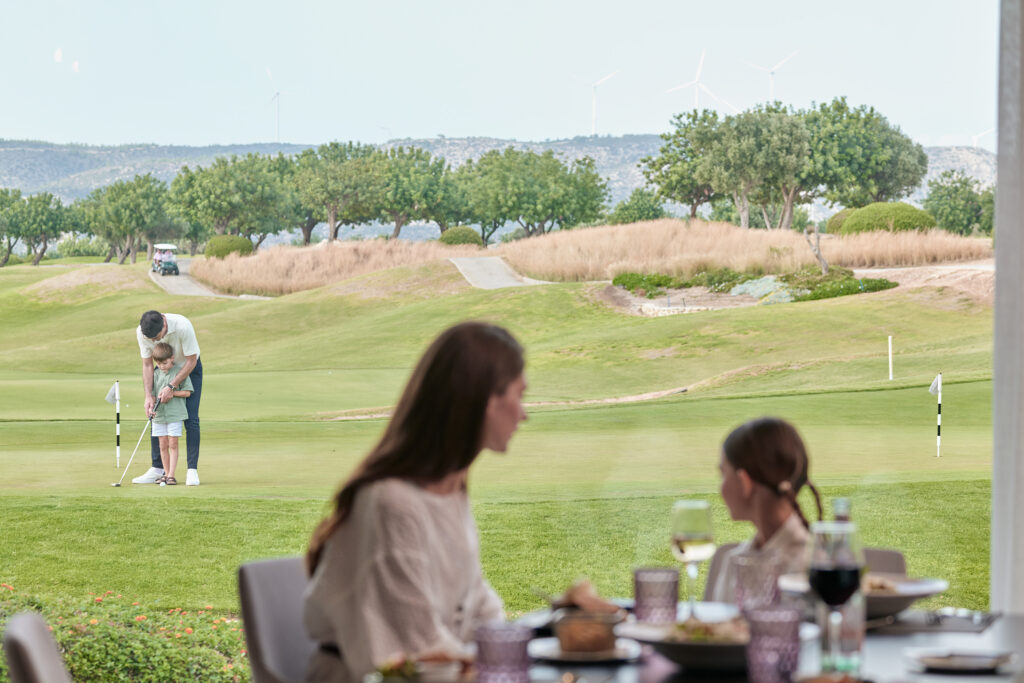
[190,240,483,295]
[497,219,993,281]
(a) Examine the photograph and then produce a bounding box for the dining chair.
[704,542,739,600]
[863,547,906,575]
[238,556,318,683]
[2,612,73,683]
[703,544,907,600]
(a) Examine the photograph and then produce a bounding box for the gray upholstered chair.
[238,556,318,683]
[703,543,907,600]
[2,612,73,683]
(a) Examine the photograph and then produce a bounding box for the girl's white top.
[304,477,504,683]
[708,512,809,604]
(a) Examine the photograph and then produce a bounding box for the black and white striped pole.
[115,380,120,468]
[928,373,942,458]
[104,380,121,467]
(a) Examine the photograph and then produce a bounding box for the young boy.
[150,342,194,485]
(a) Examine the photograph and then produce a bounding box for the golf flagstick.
[928,372,942,458]
[112,414,153,487]
[103,381,120,467]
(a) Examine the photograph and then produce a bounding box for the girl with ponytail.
[708,417,824,603]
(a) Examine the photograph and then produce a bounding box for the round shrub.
[839,202,936,235]
[825,208,854,234]
[204,235,253,259]
[438,226,483,247]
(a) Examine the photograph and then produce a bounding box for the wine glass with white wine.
[671,499,716,619]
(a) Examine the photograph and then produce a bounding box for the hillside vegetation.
[189,219,993,295]
[0,136,995,209]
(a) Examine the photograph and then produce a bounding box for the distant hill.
[0,140,311,201]
[0,136,997,225]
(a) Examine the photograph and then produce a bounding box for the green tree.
[373,146,447,239]
[979,187,995,236]
[228,153,290,249]
[694,109,774,229]
[641,109,720,218]
[168,165,213,254]
[19,193,67,265]
[426,164,474,235]
[85,175,170,264]
[746,106,811,230]
[0,188,23,267]
[559,156,608,230]
[607,188,668,224]
[295,142,379,241]
[923,170,984,236]
[271,153,320,246]
[810,98,927,208]
[460,155,513,245]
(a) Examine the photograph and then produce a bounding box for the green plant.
[838,202,936,235]
[438,225,483,247]
[606,188,668,225]
[682,268,752,292]
[826,208,855,234]
[57,235,110,258]
[611,272,682,298]
[0,586,248,682]
[204,235,254,259]
[500,227,528,243]
[794,277,897,301]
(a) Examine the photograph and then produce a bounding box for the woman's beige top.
[708,512,810,604]
[304,478,504,683]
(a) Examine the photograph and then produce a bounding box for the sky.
[0,0,1000,151]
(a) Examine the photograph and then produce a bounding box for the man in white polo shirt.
[133,310,204,485]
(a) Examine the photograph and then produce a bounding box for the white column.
[992,0,1024,614]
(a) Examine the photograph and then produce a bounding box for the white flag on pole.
[928,374,941,395]
[104,382,118,404]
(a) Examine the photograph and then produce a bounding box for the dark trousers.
[151,358,202,469]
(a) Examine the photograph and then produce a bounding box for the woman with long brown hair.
[707,417,824,602]
[304,322,527,683]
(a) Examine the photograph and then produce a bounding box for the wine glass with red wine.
[807,521,864,672]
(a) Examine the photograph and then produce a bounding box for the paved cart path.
[149,258,270,299]
[448,257,550,290]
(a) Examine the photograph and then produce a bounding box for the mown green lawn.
[0,258,994,676]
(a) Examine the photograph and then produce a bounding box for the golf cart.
[152,243,179,276]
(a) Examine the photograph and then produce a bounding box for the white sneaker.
[186,469,200,486]
[132,467,165,484]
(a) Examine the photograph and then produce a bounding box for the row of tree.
[0,144,611,266]
[641,97,929,230]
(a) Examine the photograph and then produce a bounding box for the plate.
[515,598,634,632]
[616,621,746,671]
[616,614,818,673]
[527,637,642,664]
[905,648,1015,673]
[778,572,949,619]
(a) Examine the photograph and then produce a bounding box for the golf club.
[112,414,154,487]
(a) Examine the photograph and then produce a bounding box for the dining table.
[522,607,1024,683]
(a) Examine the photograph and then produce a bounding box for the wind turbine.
[589,70,620,136]
[972,127,995,148]
[666,50,739,113]
[266,67,280,143]
[744,51,798,102]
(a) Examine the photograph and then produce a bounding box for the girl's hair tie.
[777,481,793,494]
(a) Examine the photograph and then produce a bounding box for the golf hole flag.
[928,373,941,458]
[105,381,120,467]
